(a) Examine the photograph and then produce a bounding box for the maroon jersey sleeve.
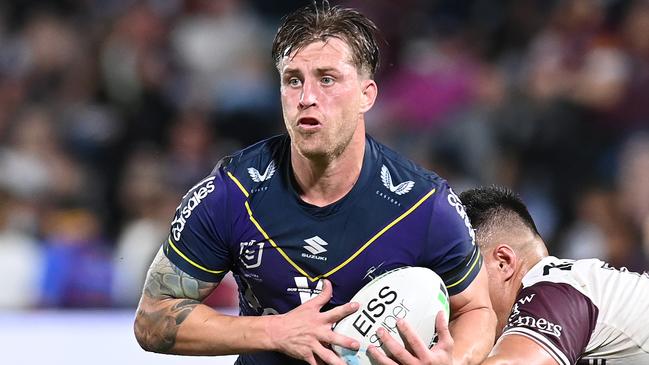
[501,282,599,365]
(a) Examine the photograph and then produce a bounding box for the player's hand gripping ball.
[332,267,450,365]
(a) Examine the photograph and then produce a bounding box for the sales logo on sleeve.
[170,176,216,241]
[447,188,476,245]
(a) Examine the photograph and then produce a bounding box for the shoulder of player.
[519,256,598,300]
[371,136,446,190]
[212,134,288,191]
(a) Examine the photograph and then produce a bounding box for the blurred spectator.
[560,184,645,272]
[617,132,649,267]
[0,188,42,308]
[1,105,87,203]
[112,146,176,306]
[39,206,113,308]
[164,109,223,192]
[170,0,274,112]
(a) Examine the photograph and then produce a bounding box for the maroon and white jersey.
[500,256,649,365]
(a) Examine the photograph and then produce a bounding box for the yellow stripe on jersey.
[228,172,250,198]
[446,246,481,289]
[228,169,438,282]
[243,201,313,279]
[228,171,313,278]
[167,237,226,274]
[320,188,436,281]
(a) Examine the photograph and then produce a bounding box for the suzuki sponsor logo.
[301,236,328,261]
[247,161,276,182]
[380,165,414,195]
[240,239,264,269]
[171,176,216,241]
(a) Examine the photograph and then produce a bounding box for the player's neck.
[291,133,365,207]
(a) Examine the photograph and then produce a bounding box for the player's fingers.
[395,318,428,357]
[433,311,453,351]
[323,301,359,322]
[319,330,360,351]
[307,279,332,308]
[303,353,318,365]
[367,346,399,365]
[313,343,347,365]
[376,327,417,364]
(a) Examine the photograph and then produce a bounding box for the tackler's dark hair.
[459,186,541,237]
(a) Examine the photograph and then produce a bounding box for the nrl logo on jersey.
[247,161,276,182]
[240,239,264,269]
[381,165,414,195]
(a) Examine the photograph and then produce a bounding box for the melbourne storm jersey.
[163,134,481,364]
[501,256,649,365]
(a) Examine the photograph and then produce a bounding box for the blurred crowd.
[0,0,648,310]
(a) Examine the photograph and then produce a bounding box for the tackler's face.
[279,37,376,160]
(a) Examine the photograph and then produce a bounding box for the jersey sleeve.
[163,170,232,283]
[501,282,599,365]
[422,183,482,296]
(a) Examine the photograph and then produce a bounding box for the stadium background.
[1,0,648,363]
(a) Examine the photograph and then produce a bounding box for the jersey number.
[542,262,574,276]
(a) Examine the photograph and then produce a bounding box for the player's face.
[279,38,376,160]
[483,255,511,336]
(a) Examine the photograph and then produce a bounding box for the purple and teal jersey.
[163,134,481,364]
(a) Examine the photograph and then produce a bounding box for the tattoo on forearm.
[135,299,200,352]
[135,249,219,353]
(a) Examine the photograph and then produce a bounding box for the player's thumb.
[435,311,453,350]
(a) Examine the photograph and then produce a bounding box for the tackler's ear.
[493,244,517,282]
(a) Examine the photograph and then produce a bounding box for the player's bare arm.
[134,247,217,353]
[134,248,359,364]
[447,265,497,365]
[482,334,559,365]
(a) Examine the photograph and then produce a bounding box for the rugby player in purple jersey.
[133,3,495,365]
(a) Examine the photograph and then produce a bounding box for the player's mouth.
[297,117,322,131]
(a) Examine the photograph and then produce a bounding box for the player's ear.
[359,78,377,113]
[492,244,516,281]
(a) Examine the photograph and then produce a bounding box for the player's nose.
[299,79,318,108]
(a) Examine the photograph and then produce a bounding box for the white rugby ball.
[332,266,449,365]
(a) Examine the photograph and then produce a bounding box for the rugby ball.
[332,266,449,365]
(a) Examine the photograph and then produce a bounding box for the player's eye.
[321,76,335,85]
[287,77,302,87]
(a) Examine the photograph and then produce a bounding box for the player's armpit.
[134,248,219,353]
[483,334,560,365]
